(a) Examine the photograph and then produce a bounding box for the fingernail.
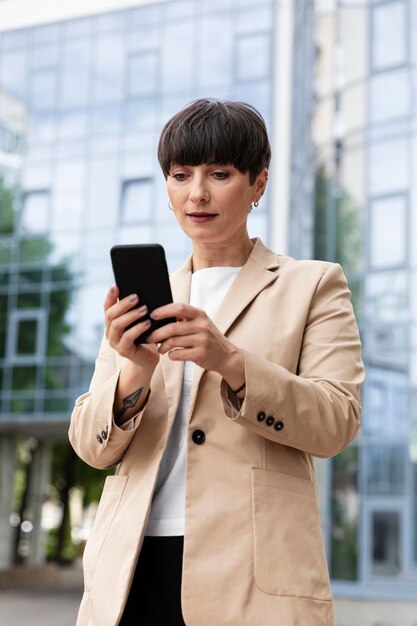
[150,310,158,319]
[138,305,147,314]
[128,293,138,302]
[142,319,151,327]
[110,286,116,295]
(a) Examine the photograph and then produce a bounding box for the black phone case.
[110,244,176,344]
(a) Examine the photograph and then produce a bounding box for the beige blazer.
[69,238,364,626]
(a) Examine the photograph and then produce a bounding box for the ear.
[253,168,269,202]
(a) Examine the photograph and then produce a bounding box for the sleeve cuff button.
[274,420,284,431]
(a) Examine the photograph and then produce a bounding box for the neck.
[191,236,254,271]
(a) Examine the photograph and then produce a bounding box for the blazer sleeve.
[68,335,149,470]
[220,263,365,458]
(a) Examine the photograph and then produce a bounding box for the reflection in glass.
[58,112,87,140]
[12,366,37,390]
[0,239,13,264]
[237,5,272,33]
[87,158,119,229]
[366,445,406,496]
[32,43,59,68]
[414,461,417,566]
[364,271,408,369]
[21,191,50,234]
[370,195,406,268]
[128,25,159,52]
[30,69,57,110]
[92,35,124,103]
[198,17,233,88]
[91,106,121,134]
[369,139,408,195]
[372,511,401,576]
[60,39,91,108]
[364,367,408,437]
[16,319,38,355]
[370,69,409,122]
[236,35,270,81]
[371,2,407,71]
[0,50,27,98]
[52,161,85,231]
[121,178,153,224]
[128,52,159,97]
[161,21,195,92]
[19,238,47,264]
[331,446,359,581]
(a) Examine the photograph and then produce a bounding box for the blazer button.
[274,420,284,431]
[192,429,205,445]
[101,430,108,440]
[257,411,266,422]
[96,434,103,444]
[265,416,275,427]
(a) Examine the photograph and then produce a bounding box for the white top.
[146,265,241,536]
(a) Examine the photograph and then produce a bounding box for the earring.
[168,201,173,211]
[254,201,259,208]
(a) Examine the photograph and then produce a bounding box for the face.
[166,163,267,248]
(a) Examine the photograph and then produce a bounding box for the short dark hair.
[157,99,271,184]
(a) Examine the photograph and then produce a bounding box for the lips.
[187,212,218,223]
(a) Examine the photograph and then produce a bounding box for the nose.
[189,174,209,204]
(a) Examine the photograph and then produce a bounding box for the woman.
[69,99,364,626]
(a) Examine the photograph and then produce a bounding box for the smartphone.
[110,244,176,344]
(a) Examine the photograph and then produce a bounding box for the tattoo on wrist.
[116,387,144,422]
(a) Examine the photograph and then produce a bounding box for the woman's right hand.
[104,286,160,370]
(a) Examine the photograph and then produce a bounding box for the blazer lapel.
[160,239,280,425]
[189,238,280,413]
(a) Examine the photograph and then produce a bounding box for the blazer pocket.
[251,468,332,601]
[82,474,128,589]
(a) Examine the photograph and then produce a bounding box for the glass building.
[313,0,417,613]
[0,0,302,568]
[0,0,276,439]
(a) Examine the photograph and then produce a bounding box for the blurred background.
[0,0,416,624]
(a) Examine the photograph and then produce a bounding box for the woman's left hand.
[147,303,245,386]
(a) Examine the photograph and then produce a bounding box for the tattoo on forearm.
[116,387,144,422]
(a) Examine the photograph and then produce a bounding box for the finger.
[107,305,148,340]
[105,293,142,326]
[103,285,119,311]
[115,317,152,349]
[147,319,196,344]
[167,347,202,362]
[151,302,203,322]
[157,333,197,355]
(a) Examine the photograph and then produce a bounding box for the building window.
[371,510,401,577]
[370,194,407,269]
[6,309,47,363]
[366,444,406,496]
[236,34,271,82]
[120,178,153,224]
[127,51,159,97]
[21,190,50,234]
[370,69,410,122]
[371,1,407,72]
[369,138,408,196]
[30,68,57,110]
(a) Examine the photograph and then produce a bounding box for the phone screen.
[110,244,176,343]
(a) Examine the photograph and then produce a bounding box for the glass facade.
[314,0,417,596]
[0,1,275,430]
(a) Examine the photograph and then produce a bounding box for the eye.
[212,170,230,180]
[171,171,188,182]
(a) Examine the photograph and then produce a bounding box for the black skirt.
[119,535,186,626]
